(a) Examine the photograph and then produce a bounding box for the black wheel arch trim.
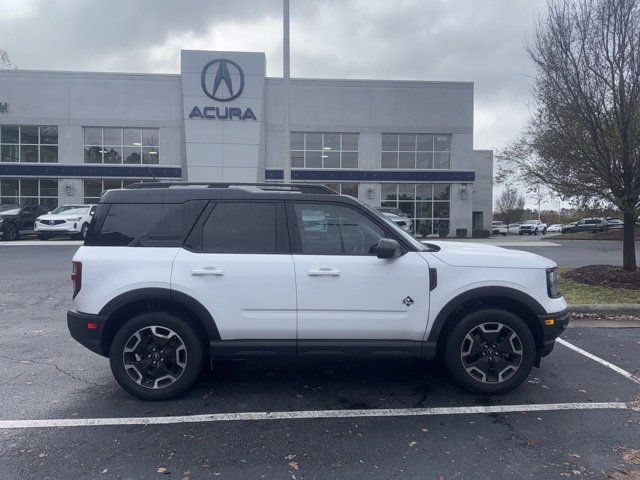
[98,287,221,341]
[426,286,547,344]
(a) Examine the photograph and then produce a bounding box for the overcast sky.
[0,0,550,206]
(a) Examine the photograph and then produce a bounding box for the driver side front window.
[293,203,386,255]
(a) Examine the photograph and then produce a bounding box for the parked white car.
[519,220,547,235]
[376,207,413,233]
[35,204,97,240]
[547,224,563,233]
[491,221,508,236]
[68,182,568,400]
[507,223,522,234]
[379,211,412,233]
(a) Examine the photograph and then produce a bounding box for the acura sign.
[189,58,256,121]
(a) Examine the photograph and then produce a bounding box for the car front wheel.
[110,312,204,400]
[444,309,536,394]
[2,223,18,241]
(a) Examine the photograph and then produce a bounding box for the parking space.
[0,245,639,479]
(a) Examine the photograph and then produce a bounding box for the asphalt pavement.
[0,244,639,479]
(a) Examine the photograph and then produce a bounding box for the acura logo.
[200,59,244,102]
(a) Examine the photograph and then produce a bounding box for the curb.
[569,304,640,315]
[569,318,640,328]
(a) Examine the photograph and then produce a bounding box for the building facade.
[0,50,493,236]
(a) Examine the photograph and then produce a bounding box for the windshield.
[358,201,431,251]
[51,205,90,215]
[377,207,405,216]
[0,205,20,216]
[523,220,538,224]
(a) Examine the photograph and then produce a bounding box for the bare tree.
[495,188,526,225]
[499,0,640,270]
[0,49,15,69]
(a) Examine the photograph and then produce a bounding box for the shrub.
[438,228,448,238]
[455,228,468,238]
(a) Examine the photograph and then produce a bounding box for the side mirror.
[376,238,401,259]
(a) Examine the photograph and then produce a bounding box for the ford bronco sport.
[67,183,568,400]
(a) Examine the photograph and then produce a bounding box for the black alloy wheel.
[110,312,203,400]
[444,308,535,394]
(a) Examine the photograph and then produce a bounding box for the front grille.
[396,220,407,226]
[39,219,65,225]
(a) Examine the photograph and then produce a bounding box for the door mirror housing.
[376,238,401,259]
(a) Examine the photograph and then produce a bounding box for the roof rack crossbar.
[125,182,337,195]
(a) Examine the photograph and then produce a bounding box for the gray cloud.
[1,0,546,157]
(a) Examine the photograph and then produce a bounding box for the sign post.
[283,0,291,183]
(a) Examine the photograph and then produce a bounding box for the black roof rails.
[124,181,338,195]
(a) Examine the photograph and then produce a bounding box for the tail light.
[71,261,82,298]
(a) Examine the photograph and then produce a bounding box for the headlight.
[66,217,82,222]
[546,267,560,298]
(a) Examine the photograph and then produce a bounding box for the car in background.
[605,218,624,230]
[547,224,563,233]
[561,218,608,234]
[507,223,522,234]
[491,221,508,236]
[0,204,49,241]
[376,207,413,232]
[34,204,97,240]
[519,220,547,235]
[378,211,412,233]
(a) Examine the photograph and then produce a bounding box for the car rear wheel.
[444,309,536,394]
[110,312,204,400]
[2,223,18,241]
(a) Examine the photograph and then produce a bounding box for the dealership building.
[0,50,493,236]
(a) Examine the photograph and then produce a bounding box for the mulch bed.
[563,265,640,290]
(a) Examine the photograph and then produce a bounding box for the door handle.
[191,268,225,276]
[308,268,340,277]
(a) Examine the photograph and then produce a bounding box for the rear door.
[171,201,297,345]
[288,201,431,351]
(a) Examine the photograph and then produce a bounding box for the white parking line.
[0,402,629,430]
[0,240,83,246]
[556,338,640,384]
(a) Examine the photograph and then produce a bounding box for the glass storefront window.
[291,132,359,169]
[0,126,58,163]
[83,127,159,164]
[83,179,140,204]
[380,183,451,236]
[381,133,451,169]
[0,178,58,208]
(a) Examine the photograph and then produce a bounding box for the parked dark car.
[561,218,608,234]
[0,204,49,241]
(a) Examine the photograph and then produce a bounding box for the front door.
[289,202,431,352]
[171,201,297,344]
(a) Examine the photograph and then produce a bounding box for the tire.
[109,312,204,401]
[533,229,538,235]
[519,232,523,236]
[542,228,547,235]
[74,223,89,240]
[2,222,18,241]
[501,232,507,237]
[443,308,536,395]
[37,234,50,240]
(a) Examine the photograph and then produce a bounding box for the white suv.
[35,204,97,240]
[68,183,568,400]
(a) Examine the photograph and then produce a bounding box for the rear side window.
[86,201,207,247]
[192,202,287,254]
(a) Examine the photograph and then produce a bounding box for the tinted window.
[197,202,283,254]
[86,201,206,247]
[294,203,385,255]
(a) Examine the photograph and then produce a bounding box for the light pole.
[282,0,291,183]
